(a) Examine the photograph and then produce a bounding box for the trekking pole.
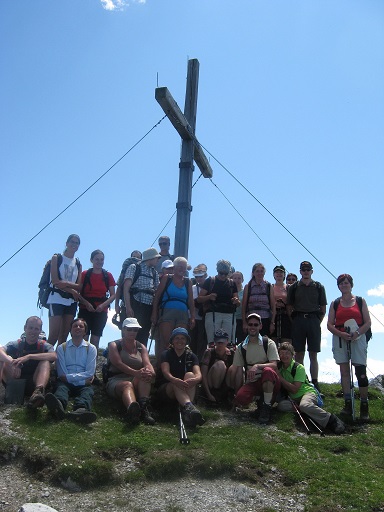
[303,413,325,437]
[277,309,282,348]
[288,397,311,435]
[345,327,356,421]
[179,408,190,445]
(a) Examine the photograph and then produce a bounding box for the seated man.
[232,313,281,424]
[159,327,204,427]
[0,316,56,407]
[277,342,345,434]
[200,329,240,404]
[45,318,97,424]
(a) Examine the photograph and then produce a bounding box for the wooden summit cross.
[155,58,213,259]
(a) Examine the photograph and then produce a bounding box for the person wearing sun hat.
[123,248,161,346]
[190,264,208,361]
[286,261,327,393]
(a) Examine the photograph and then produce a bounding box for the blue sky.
[1,0,383,382]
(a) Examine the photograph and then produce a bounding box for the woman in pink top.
[271,265,291,345]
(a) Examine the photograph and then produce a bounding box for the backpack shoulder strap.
[356,296,363,312]
[62,342,67,353]
[263,336,269,356]
[333,297,341,312]
[102,269,110,290]
[82,268,93,292]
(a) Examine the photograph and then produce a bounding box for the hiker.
[286,261,327,393]
[159,259,174,280]
[200,329,240,404]
[114,250,142,323]
[78,250,116,351]
[232,313,281,424]
[286,273,298,285]
[232,271,246,344]
[277,342,345,434]
[159,327,204,427]
[46,234,83,347]
[151,256,195,367]
[155,235,175,273]
[190,264,208,362]
[105,318,155,425]
[197,260,240,345]
[271,265,291,346]
[45,318,97,424]
[242,263,276,337]
[0,316,56,408]
[123,247,161,346]
[327,274,372,421]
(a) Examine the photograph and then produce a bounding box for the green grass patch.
[1,383,384,511]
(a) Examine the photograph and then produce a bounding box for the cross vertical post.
[155,58,213,260]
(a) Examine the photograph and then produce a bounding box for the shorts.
[78,309,108,337]
[235,367,281,406]
[48,302,78,318]
[105,374,134,397]
[158,308,189,326]
[291,315,321,353]
[332,334,368,365]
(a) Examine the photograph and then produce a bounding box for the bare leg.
[294,351,305,365]
[114,380,137,408]
[57,314,76,346]
[33,361,51,389]
[207,361,226,389]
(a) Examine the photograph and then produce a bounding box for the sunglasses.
[124,327,139,332]
[248,322,260,327]
[218,272,229,276]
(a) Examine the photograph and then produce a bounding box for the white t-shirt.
[47,255,79,306]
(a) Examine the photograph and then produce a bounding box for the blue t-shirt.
[161,279,188,311]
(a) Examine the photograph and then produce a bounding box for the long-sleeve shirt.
[57,339,97,387]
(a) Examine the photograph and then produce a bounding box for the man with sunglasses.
[232,313,280,424]
[286,261,327,393]
[155,236,175,273]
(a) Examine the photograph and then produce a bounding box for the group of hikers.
[0,233,372,433]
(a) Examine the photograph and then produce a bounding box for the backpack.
[116,257,141,291]
[81,268,110,304]
[16,338,46,358]
[239,336,269,370]
[158,276,190,313]
[38,254,81,309]
[202,276,237,314]
[244,279,271,315]
[102,339,143,383]
[333,296,372,341]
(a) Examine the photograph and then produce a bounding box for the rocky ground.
[0,384,307,512]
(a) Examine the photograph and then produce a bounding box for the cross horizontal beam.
[155,86,213,178]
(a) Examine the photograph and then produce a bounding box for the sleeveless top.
[161,280,188,311]
[334,301,363,332]
[272,284,288,312]
[247,280,271,319]
[108,341,143,375]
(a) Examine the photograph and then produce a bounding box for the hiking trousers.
[55,381,94,411]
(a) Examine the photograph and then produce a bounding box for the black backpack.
[116,257,141,291]
[38,254,81,309]
[81,268,110,304]
[333,296,372,341]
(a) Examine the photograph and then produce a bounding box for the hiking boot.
[182,402,205,427]
[92,374,101,386]
[27,386,45,409]
[126,401,141,424]
[360,401,370,421]
[327,414,345,434]
[67,408,97,425]
[45,393,66,420]
[258,402,272,424]
[340,399,353,417]
[139,398,155,426]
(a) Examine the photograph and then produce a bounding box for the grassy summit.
[1,383,383,512]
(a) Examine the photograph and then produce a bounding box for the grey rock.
[19,505,58,512]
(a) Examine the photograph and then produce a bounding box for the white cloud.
[367,284,384,297]
[369,303,384,333]
[100,0,145,10]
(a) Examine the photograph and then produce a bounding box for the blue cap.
[170,327,191,343]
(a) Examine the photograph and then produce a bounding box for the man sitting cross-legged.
[45,318,97,424]
[0,316,56,408]
[232,313,281,424]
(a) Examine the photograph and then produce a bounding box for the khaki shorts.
[105,374,134,397]
[332,334,367,365]
[158,308,189,326]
